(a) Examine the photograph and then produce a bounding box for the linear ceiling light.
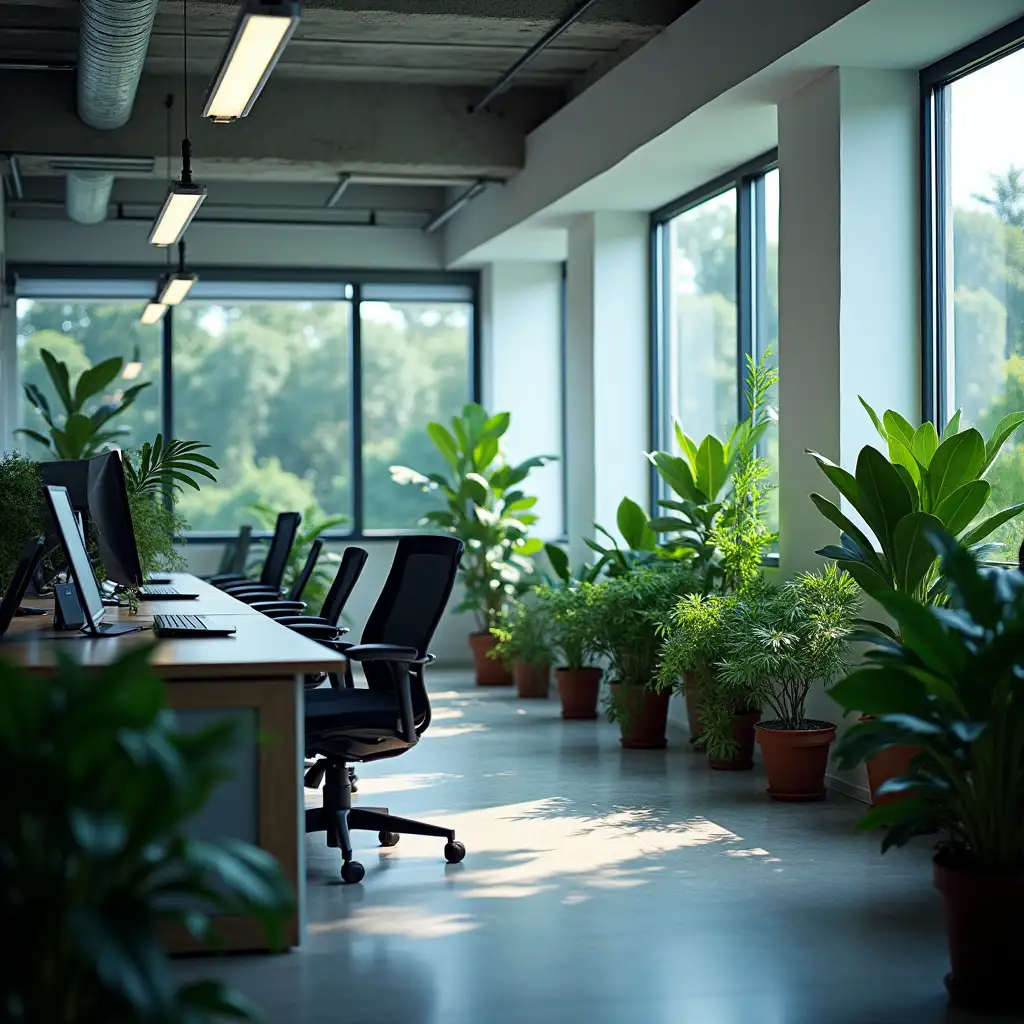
[203,1,300,123]
[156,240,198,304]
[140,302,168,325]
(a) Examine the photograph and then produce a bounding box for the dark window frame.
[9,264,482,543]
[920,14,1024,426]
[648,151,779,559]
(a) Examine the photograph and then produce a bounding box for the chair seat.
[305,686,399,732]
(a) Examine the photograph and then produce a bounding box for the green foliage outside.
[391,403,556,632]
[0,644,292,1023]
[831,533,1024,872]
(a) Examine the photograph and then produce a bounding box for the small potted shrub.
[830,534,1024,1015]
[0,452,47,590]
[657,593,761,769]
[591,564,698,748]
[490,599,553,699]
[714,567,859,799]
[536,581,602,719]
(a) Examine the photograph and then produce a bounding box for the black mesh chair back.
[287,538,324,601]
[227,524,253,575]
[259,511,301,589]
[360,536,463,715]
[320,546,369,624]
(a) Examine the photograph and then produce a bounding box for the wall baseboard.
[826,773,870,804]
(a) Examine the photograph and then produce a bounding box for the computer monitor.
[43,485,143,638]
[87,450,144,588]
[38,459,90,513]
[0,536,45,638]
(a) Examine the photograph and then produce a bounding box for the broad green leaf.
[893,464,921,510]
[462,403,489,443]
[807,450,859,506]
[73,357,123,409]
[911,421,940,467]
[809,493,885,575]
[981,411,1024,474]
[891,512,944,596]
[941,408,962,439]
[886,435,923,493]
[883,410,917,449]
[461,473,489,505]
[616,497,656,551]
[427,422,461,472]
[40,348,74,412]
[473,436,500,473]
[649,451,701,502]
[62,412,97,459]
[482,411,511,439]
[854,446,914,560]
[873,589,967,676]
[673,422,699,472]
[649,515,692,533]
[928,428,986,508]
[516,537,544,556]
[450,414,469,453]
[959,502,1024,546]
[544,543,570,583]
[506,496,538,513]
[840,558,893,599]
[859,396,888,444]
[933,480,990,535]
[694,435,728,502]
[13,427,52,451]
[829,667,930,716]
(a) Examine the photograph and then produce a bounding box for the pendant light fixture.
[203,1,300,123]
[140,302,168,325]
[149,0,206,246]
[157,240,198,305]
[122,342,145,379]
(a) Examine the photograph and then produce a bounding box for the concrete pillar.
[777,67,920,797]
[480,261,565,539]
[564,212,649,567]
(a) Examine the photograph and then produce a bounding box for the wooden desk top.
[1,573,344,681]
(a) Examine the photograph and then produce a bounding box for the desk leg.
[161,676,301,955]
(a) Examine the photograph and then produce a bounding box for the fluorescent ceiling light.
[157,272,198,306]
[204,1,300,123]
[149,183,207,246]
[140,302,168,325]
[122,360,144,380]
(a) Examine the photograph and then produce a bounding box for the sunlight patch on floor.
[429,722,489,738]
[308,906,479,940]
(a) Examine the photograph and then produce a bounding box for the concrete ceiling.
[0,0,697,225]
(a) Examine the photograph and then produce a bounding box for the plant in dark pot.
[591,563,698,749]
[0,644,292,1023]
[391,403,555,685]
[490,598,553,698]
[829,533,1024,1015]
[713,566,859,800]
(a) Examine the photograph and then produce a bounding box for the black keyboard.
[141,585,180,595]
[153,613,235,638]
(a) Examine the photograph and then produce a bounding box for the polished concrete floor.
[175,674,1012,1024]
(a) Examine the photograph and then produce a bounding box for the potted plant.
[490,599,553,698]
[391,403,555,685]
[591,563,698,748]
[808,400,1024,803]
[0,452,48,591]
[830,533,1024,1015]
[709,566,859,799]
[0,643,292,1022]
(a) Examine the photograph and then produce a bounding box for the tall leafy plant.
[391,403,556,632]
[16,350,151,459]
[0,644,292,1023]
[809,401,1024,620]
[0,453,47,591]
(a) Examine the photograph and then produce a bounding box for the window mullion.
[350,284,365,537]
[736,176,754,421]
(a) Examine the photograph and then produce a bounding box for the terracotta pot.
[755,721,836,801]
[683,671,705,744]
[934,855,1024,1014]
[611,684,670,749]
[468,633,512,686]
[860,715,919,806]
[514,661,550,699]
[555,667,602,720]
[708,707,762,771]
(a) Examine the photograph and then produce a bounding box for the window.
[12,274,478,538]
[652,154,780,536]
[924,19,1024,560]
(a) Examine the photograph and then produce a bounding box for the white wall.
[481,261,565,539]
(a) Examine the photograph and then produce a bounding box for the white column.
[777,67,920,797]
[480,261,565,539]
[564,212,649,566]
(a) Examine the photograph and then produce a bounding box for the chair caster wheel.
[378,831,400,847]
[340,860,365,884]
[444,841,466,864]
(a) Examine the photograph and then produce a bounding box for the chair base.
[305,760,464,882]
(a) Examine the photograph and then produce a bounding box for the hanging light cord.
[180,0,193,186]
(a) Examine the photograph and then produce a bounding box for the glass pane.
[16,298,162,459]
[172,301,353,533]
[361,300,472,530]
[665,189,738,447]
[947,49,1024,559]
[758,168,781,537]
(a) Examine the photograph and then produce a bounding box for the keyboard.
[139,585,198,600]
[153,613,236,638]
[141,585,180,595]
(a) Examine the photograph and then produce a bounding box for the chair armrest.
[250,600,307,614]
[288,622,346,640]
[207,573,248,585]
[343,643,419,663]
[342,645,419,742]
[220,582,277,595]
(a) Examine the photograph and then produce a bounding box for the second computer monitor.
[87,450,144,588]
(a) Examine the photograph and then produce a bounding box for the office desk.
[1,573,344,953]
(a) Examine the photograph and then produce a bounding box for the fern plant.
[123,435,218,498]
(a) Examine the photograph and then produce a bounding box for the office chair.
[227,538,324,608]
[300,535,465,884]
[208,512,301,593]
[209,524,253,578]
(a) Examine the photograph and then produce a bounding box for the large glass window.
[13,276,478,538]
[925,25,1024,560]
[653,155,780,538]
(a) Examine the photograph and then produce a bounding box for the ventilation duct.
[69,0,160,224]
